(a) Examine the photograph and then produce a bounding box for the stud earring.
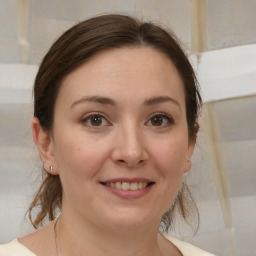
[50,166,53,175]
[187,159,192,169]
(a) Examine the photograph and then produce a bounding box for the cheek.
[152,138,188,174]
[53,131,111,180]
[151,136,188,198]
[53,135,112,206]
[158,142,188,193]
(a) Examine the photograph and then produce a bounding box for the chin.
[100,208,160,232]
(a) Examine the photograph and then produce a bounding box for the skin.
[20,47,196,256]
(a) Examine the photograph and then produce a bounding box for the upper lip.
[100,178,154,183]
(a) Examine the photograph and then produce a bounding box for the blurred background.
[0,1,255,255]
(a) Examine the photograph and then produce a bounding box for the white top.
[0,235,216,256]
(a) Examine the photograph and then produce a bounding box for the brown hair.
[28,14,202,231]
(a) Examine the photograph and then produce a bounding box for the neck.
[55,212,163,256]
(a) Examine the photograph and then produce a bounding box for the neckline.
[8,239,37,255]
[158,232,184,256]
[15,234,190,256]
[16,235,182,256]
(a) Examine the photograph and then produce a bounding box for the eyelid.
[81,112,111,128]
[146,112,175,125]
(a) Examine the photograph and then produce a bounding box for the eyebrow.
[71,96,116,108]
[71,95,180,109]
[143,96,181,109]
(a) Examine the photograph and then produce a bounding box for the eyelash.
[81,112,110,128]
[81,112,174,128]
[146,112,174,127]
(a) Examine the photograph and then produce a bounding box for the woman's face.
[50,47,195,231]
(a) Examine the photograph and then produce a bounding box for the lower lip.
[102,184,154,199]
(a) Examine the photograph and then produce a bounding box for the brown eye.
[146,113,174,127]
[151,116,163,126]
[82,113,109,128]
[90,116,102,126]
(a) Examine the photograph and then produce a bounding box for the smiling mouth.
[101,181,154,191]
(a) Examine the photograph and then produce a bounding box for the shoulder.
[0,239,36,256]
[161,233,217,256]
[0,222,56,256]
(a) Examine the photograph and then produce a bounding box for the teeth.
[116,182,122,189]
[106,182,149,191]
[130,182,138,191]
[121,182,129,190]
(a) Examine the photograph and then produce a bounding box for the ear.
[31,117,58,175]
[183,125,198,173]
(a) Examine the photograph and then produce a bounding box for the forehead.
[57,47,185,107]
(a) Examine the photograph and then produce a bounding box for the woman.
[0,14,215,255]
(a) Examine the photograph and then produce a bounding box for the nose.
[111,123,149,168]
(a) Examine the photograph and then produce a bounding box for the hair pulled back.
[29,14,202,231]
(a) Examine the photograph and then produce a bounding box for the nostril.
[117,160,126,163]
[116,159,146,167]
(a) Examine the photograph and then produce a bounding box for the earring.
[50,166,53,175]
[187,159,192,169]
